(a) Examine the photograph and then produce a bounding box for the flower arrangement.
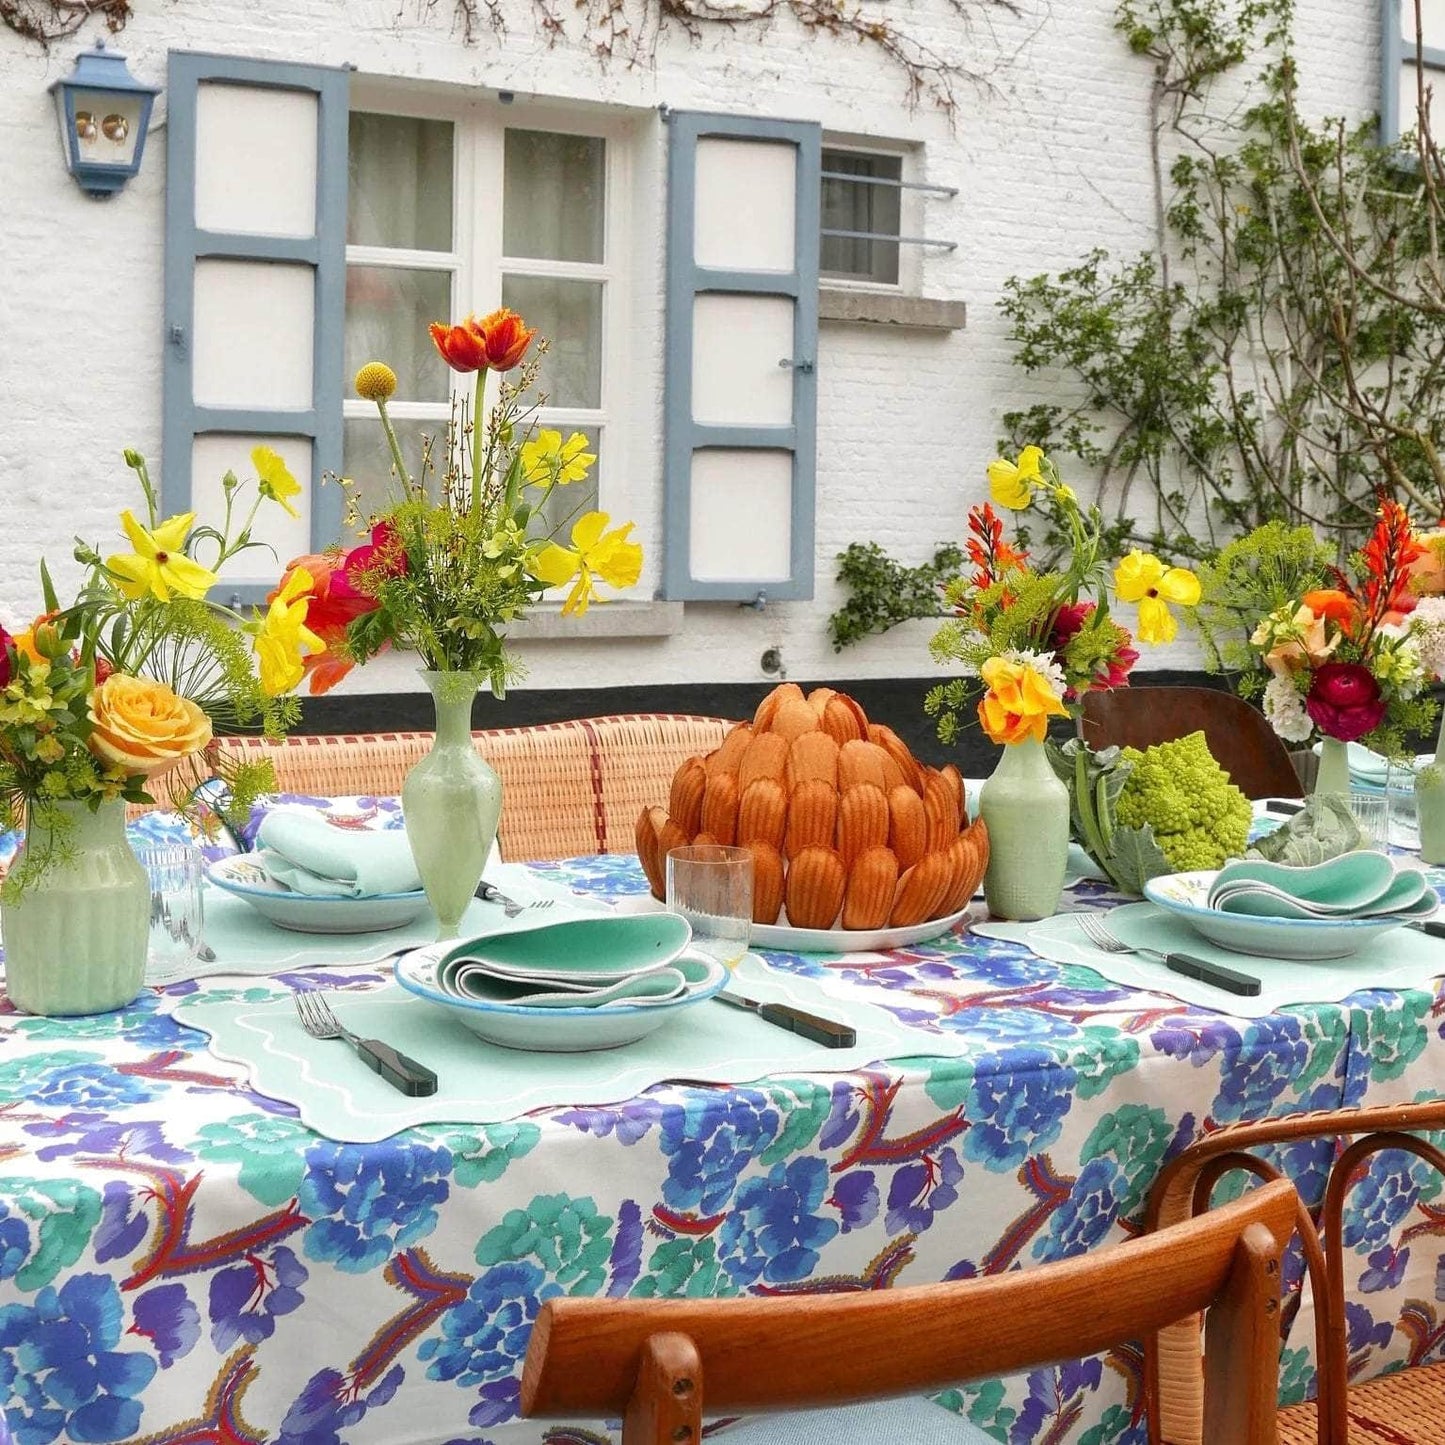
[0,449,310,890]
[277,308,642,699]
[926,447,1200,746]
[1243,498,1438,753]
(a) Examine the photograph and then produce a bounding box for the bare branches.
[1,0,130,45]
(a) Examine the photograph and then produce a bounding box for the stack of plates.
[395,913,728,1051]
[206,855,431,934]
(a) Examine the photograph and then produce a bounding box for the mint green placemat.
[171,955,960,1141]
[977,904,1445,1016]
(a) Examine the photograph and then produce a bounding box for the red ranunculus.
[0,624,13,688]
[1305,662,1387,742]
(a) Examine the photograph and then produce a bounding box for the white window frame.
[344,81,637,532]
[819,136,925,296]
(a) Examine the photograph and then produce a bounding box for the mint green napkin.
[1208,853,1432,919]
[257,810,422,898]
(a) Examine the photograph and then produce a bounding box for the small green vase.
[1,799,149,1016]
[1417,715,1445,865]
[978,736,1070,921]
[1314,735,1350,798]
[403,671,503,940]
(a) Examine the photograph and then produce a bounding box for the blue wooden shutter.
[163,53,349,603]
[1380,0,1445,146]
[661,111,821,603]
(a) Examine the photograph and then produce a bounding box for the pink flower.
[336,521,408,603]
[1305,662,1386,742]
[1048,602,1139,697]
[0,624,12,688]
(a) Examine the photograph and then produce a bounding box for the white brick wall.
[0,0,1377,697]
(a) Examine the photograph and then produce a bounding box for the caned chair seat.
[1276,1361,1445,1444]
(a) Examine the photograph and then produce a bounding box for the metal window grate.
[820,159,956,287]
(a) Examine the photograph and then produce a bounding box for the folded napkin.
[435,914,711,1010]
[1207,853,1435,920]
[257,810,422,898]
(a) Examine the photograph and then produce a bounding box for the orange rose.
[87,674,212,778]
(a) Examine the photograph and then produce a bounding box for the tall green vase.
[978,736,1070,921]
[1,799,149,1016]
[1417,714,1445,864]
[1314,735,1350,797]
[403,670,503,940]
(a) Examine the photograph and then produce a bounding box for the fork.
[1074,912,1261,997]
[293,991,439,1096]
[475,882,557,918]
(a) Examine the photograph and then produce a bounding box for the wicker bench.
[210,713,733,863]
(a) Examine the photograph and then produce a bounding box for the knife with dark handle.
[1408,920,1445,940]
[716,990,856,1048]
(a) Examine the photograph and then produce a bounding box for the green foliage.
[998,0,1445,556]
[826,542,963,651]
[1191,521,1334,686]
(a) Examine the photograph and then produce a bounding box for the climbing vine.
[1,0,129,45]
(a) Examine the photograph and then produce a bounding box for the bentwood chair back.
[521,1180,1295,1445]
[1145,1100,1445,1445]
[1080,686,1304,799]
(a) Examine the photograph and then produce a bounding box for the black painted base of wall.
[294,669,1231,776]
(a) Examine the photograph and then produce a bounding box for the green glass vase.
[1314,735,1350,798]
[978,736,1069,921]
[1,799,149,1016]
[1417,714,1445,865]
[403,671,503,940]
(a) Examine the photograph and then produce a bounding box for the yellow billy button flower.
[107,510,219,602]
[520,430,597,487]
[252,445,302,519]
[251,567,326,697]
[1113,551,1201,645]
[355,362,398,402]
[986,445,1044,511]
[530,512,643,617]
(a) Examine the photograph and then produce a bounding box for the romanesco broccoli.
[1113,732,1251,873]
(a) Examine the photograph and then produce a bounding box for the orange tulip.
[428,321,489,374]
[473,307,535,371]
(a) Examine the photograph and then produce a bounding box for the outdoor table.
[0,849,1438,1445]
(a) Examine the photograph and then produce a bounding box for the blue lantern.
[50,41,160,199]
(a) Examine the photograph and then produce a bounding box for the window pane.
[821,149,901,285]
[343,415,444,515]
[348,112,454,252]
[502,275,603,408]
[503,130,605,263]
[345,266,452,403]
[529,432,601,550]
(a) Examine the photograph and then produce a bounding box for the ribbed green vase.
[1,799,149,1016]
[403,671,503,940]
[978,736,1070,922]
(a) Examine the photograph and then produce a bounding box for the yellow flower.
[976,655,1068,745]
[530,512,643,617]
[355,362,398,402]
[520,430,597,487]
[251,567,325,697]
[986,446,1045,511]
[88,673,213,778]
[1112,551,1201,644]
[252,445,302,519]
[106,511,218,602]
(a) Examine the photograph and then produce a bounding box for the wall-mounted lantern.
[50,41,160,199]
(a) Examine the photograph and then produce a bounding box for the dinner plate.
[1143,869,1438,959]
[206,855,432,934]
[393,939,727,1051]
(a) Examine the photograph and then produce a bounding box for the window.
[821,147,903,286]
[1380,0,1445,147]
[343,97,629,537]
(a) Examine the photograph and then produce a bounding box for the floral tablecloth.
[0,847,1442,1445]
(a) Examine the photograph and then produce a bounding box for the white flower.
[1411,597,1445,679]
[1263,673,1313,743]
[1002,648,1068,703]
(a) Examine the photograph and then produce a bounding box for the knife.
[716,990,856,1048]
[1408,920,1445,940]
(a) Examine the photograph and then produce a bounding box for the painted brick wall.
[0,0,1376,698]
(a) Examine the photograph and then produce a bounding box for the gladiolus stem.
[375,398,412,498]
[470,370,487,520]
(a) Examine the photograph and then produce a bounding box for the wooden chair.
[1080,686,1304,799]
[208,713,732,861]
[1145,1101,1445,1445]
[521,1180,1295,1445]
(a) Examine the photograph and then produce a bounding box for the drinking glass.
[665,844,753,968]
[1347,791,1389,849]
[139,845,206,980]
